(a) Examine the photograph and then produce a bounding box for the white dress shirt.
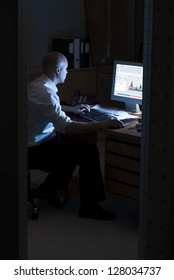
[27,74,72,147]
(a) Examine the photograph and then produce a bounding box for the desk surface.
[72,113,141,143]
[103,122,141,144]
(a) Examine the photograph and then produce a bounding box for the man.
[28,51,123,220]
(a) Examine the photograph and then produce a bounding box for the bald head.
[42,51,68,75]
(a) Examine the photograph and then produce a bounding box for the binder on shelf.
[52,37,90,69]
[73,38,80,68]
[79,37,90,68]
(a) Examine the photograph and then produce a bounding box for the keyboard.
[81,108,139,124]
[81,108,117,122]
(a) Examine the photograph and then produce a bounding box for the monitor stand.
[125,103,142,115]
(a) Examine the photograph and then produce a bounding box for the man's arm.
[64,118,123,135]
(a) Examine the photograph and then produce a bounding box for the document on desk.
[91,104,138,120]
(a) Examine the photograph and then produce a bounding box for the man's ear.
[56,67,60,75]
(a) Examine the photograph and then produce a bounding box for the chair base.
[28,170,66,220]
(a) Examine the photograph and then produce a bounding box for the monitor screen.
[111,60,143,113]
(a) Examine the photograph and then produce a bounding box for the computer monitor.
[111,60,143,113]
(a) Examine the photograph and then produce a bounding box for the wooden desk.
[103,124,141,200]
[68,115,141,200]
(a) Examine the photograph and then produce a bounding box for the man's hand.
[71,104,91,115]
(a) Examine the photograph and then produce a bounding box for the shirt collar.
[41,74,58,94]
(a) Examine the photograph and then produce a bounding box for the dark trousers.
[28,135,106,204]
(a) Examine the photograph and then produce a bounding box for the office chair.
[28,169,66,220]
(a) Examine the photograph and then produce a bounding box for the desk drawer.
[106,166,140,187]
[106,139,140,159]
[106,153,140,173]
[106,179,139,200]
[105,137,140,200]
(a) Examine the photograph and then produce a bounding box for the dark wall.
[27,0,85,67]
[1,1,20,259]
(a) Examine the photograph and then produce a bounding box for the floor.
[28,171,139,260]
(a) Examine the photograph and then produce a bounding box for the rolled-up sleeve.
[42,92,72,134]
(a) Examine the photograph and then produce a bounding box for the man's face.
[59,61,68,83]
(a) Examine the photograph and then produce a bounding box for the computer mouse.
[118,120,124,128]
